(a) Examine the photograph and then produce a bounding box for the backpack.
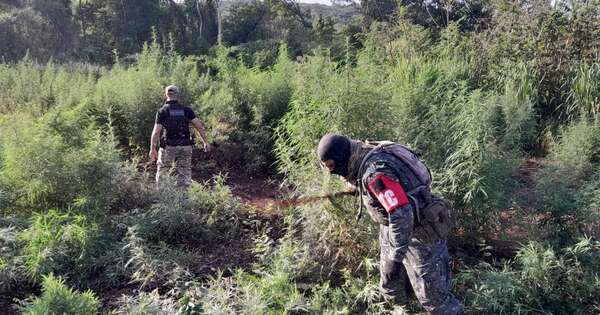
[357,142,454,239]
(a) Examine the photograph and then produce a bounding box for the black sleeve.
[155,108,167,126]
[185,107,197,121]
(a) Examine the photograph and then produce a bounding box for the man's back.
[156,100,196,147]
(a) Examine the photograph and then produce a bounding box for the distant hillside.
[300,2,360,24]
[221,0,361,26]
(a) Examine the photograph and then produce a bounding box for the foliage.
[129,174,242,245]
[113,290,178,315]
[0,58,98,114]
[567,62,600,122]
[276,24,527,238]
[0,111,148,212]
[200,45,294,173]
[483,0,600,126]
[458,238,600,314]
[168,226,311,314]
[0,7,68,62]
[578,171,600,239]
[18,209,101,283]
[123,227,195,290]
[116,175,245,291]
[20,273,101,315]
[179,222,395,314]
[455,263,528,314]
[2,1,600,314]
[534,121,600,244]
[0,222,27,295]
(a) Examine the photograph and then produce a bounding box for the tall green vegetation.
[457,238,600,314]
[1,1,600,314]
[567,62,600,122]
[20,274,101,315]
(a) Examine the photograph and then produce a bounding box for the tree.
[361,0,398,24]
[0,7,64,61]
[223,0,269,46]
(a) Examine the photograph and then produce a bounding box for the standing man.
[317,133,463,315]
[149,85,210,188]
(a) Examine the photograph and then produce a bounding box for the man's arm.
[191,117,210,152]
[149,123,163,162]
[364,163,413,262]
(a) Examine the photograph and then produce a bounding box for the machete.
[267,190,356,208]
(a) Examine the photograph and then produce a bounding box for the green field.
[1,0,599,314]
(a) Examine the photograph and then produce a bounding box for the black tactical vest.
[161,103,193,147]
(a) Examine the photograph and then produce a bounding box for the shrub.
[119,175,245,290]
[490,61,538,151]
[113,290,178,315]
[198,46,293,174]
[1,118,74,209]
[566,62,600,122]
[457,239,600,314]
[20,274,100,315]
[0,108,151,213]
[186,174,243,238]
[130,174,242,245]
[123,227,195,290]
[179,225,314,314]
[18,209,101,283]
[515,239,600,313]
[534,121,600,244]
[180,225,397,314]
[0,85,153,214]
[388,50,525,210]
[456,262,529,314]
[0,223,28,295]
[578,170,600,239]
[0,58,98,115]
[274,44,395,191]
[293,198,380,273]
[546,121,600,181]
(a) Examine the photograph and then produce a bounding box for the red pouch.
[367,174,409,214]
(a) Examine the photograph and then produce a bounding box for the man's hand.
[149,148,158,162]
[149,124,162,163]
[346,182,358,194]
[203,142,212,153]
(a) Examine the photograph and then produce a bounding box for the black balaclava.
[317,133,351,177]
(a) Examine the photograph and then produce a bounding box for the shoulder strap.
[355,142,432,223]
[380,144,432,188]
[355,144,388,222]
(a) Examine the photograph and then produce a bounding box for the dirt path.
[190,148,290,214]
[186,149,291,273]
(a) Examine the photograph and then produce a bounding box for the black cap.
[317,133,351,177]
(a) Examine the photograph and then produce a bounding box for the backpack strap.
[355,143,390,222]
[355,142,431,224]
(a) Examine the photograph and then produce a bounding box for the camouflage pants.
[156,145,192,188]
[380,222,463,314]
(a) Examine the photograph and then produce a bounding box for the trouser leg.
[379,225,411,303]
[175,146,192,188]
[403,240,463,315]
[156,147,173,185]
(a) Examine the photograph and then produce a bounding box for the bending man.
[317,133,463,314]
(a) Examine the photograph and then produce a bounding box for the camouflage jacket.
[358,151,432,261]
